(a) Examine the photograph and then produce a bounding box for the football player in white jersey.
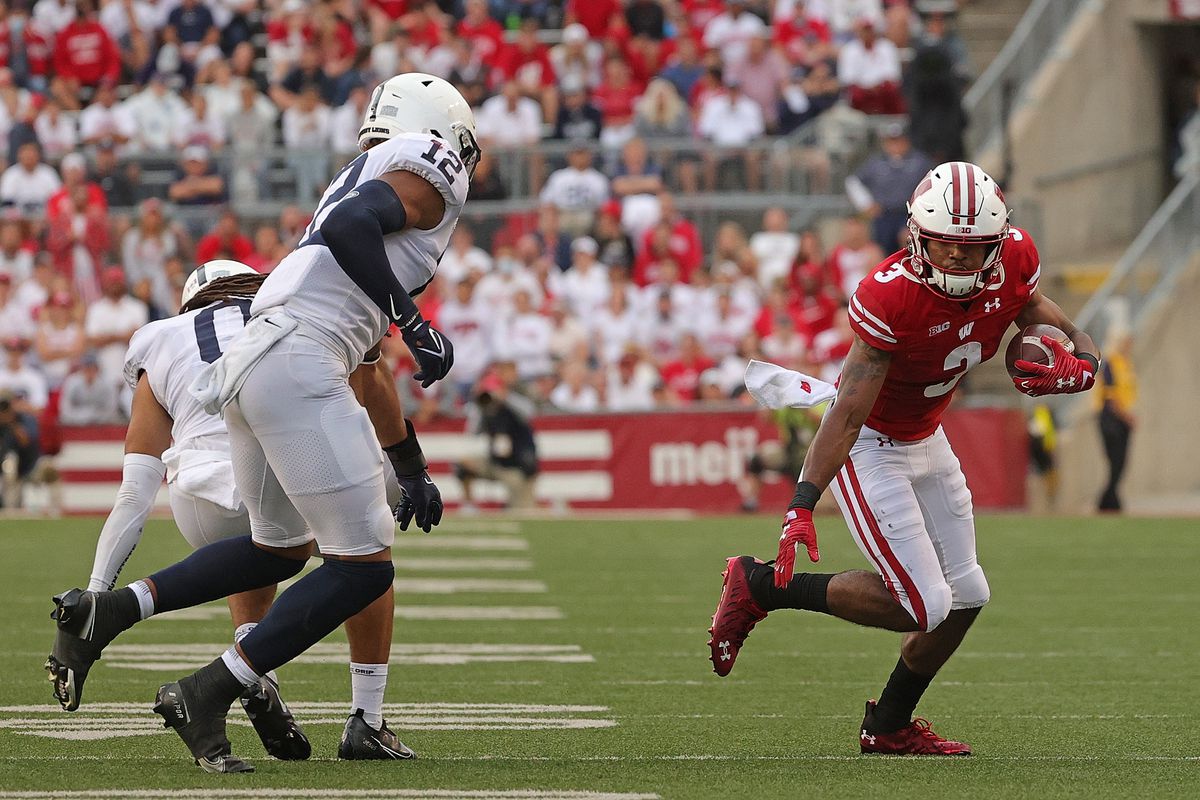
[47,74,475,772]
[49,260,424,761]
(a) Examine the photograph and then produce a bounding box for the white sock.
[221,646,261,689]
[350,662,388,729]
[234,622,256,643]
[127,580,155,620]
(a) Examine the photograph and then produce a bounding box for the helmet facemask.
[905,161,1012,300]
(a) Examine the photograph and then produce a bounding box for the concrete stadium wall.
[1055,257,1200,512]
[979,0,1169,264]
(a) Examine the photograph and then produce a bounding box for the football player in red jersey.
[709,162,1101,755]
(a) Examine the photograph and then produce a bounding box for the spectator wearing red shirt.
[681,0,725,33]
[457,0,504,68]
[53,1,120,90]
[625,34,675,90]
[493,18,557,122]
[365,0,408,44]
[788,260,838,344]
[195,210,254,264]
[592,57,640,150]
[566,0,622,38]
[774,0,834,68]
[635,193,701,284]
[46,184,110,302]
[402,2,444,52]
[660,333,715,403]
[45,153,107,221]
[0,6,52,91]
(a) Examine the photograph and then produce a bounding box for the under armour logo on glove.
[1013,336,1096,396]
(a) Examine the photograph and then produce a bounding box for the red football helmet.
[906,162,1010,299]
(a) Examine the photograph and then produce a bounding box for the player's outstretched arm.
[86,375,172,591]
[350,346,444,533]
[320,170,454,388]
[1012,289,1101,396]
[774,336,890,586]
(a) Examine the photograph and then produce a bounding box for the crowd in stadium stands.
[0,0,974,480]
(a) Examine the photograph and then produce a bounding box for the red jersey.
[846,228,1041,441]
[457,17,504,67]
[53,21,121,87]
[0,21,51,78]
[493,43,556,88]
[568,0,622,37]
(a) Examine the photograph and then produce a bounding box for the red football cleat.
[707,556,768,677]
[859,701,972,756]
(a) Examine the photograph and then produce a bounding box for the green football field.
[0,514,1197,799]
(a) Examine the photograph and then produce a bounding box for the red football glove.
[775,507,820,588]
[1013,336,1097,396]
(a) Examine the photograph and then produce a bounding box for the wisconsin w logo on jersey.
[958,322,975,339]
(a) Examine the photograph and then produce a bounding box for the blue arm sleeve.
[320,178,423,330]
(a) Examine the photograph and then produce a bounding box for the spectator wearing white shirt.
[0,221,33,284]
[825,0,884,41]
[33,0,75,35]
[474,80,542,148]
[0,340,48,411]
[0,143,60,216]
[79,82,136,151]
[438,224,493,286]
[226,78,278,203]
[554,237,611,318]
[589,286,638,365]
[84,267,148,387]
[436,278,493,402]
[539,145,610,237]
[99,0,161,47]
[330,83,369,162]
[33,292,84,389]
[282,83,332,204]
[121,198,181,315]
[694,291,755,361]
[33,99,79,161]
[637,289,687,364]
[123,74,187,153]
[749,207,801,287]
[173,91,227,150]
[703,0,768,69]
[0,273,34,343]
[604,348,658,411]
[762,312,809,370]
[473,244,543,318]
[549,23,603,90]
[58,351,121,424]
[548,300,590,363]
[837,16,904,114]
[697,79,765,190]
[549,360,600,412]
[495,289,554,381]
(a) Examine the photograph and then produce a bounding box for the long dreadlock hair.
[179,273,269,315]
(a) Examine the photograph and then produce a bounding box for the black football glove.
[394,470,443,533]
[400,318,454,389]
[384,420,443,533]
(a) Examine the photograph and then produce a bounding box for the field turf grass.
[0,514,1197,799]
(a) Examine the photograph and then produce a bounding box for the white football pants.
[828,425,990,632]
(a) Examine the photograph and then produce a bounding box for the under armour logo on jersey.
[984,299,1001,313]
[1057,376,1076,388]
[958,322,975,339]
[877,437,894,448]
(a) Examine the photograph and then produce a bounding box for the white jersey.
[123,300,252,510]
[253,132,470,369]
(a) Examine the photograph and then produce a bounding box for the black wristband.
[1078,352,1100,373]
[789,480,821,511]
[384,419,427,475]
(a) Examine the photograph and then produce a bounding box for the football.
[1004,324,1074,378]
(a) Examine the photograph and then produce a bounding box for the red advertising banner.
[57,408,1026,514]
[1170,0,1200,19]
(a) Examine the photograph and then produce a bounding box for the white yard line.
[393,536,528,550]
[393,606,563,620]
[0,792,656,800]
[392,578,547,594]
[393,557,534,572]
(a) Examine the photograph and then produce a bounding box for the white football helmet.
[906,161,1010,299]
[358,73,481,176]
[180,259,258,309]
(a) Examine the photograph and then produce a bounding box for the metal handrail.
[963,0,1091,158]
[1074,171,1200,346]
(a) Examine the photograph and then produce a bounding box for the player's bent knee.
[919,582,955,632]
[326,558,395,605]
[949,564,990,609]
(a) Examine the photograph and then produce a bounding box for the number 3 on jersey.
[925,340,982,398]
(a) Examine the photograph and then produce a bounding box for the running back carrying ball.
[1005,323,1072,378]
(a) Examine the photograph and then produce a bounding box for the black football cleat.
[240,674,311,760]
[338,709,417,760]
[154,679,254,774]
[46,588,137,711]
